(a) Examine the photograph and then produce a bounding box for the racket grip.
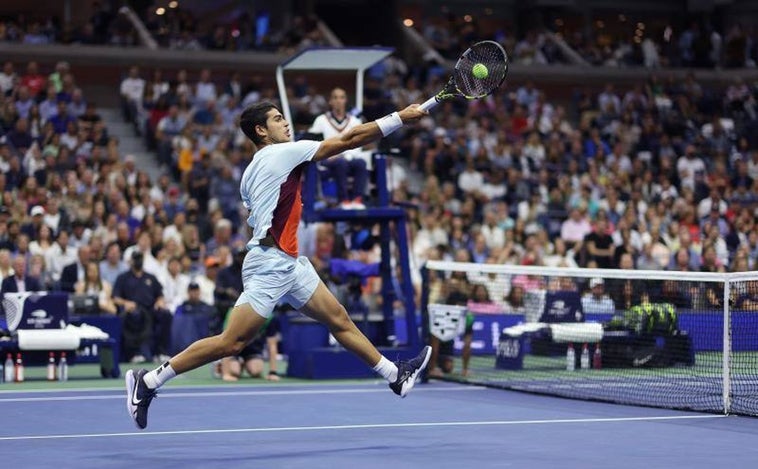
[420,96,439,112]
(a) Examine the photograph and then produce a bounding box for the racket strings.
[455,41,508,98]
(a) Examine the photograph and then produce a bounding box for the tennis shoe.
[389,345,432,397]
[125,368,157,429]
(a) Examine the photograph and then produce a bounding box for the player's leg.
[293,260,431,397]
[125,302,267,429]
[301,282,382,365]
[167,303,267,374]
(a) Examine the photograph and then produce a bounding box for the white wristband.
[376,112,403,137]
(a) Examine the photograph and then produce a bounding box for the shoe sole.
[124,369,140,429]
[400,346,432,398]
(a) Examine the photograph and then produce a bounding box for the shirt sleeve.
[276,140,320,169]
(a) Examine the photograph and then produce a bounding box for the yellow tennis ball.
[472,63,488,79]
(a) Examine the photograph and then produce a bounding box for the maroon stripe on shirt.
[268,162,307,255]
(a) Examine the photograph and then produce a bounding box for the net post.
[722,278,731,415]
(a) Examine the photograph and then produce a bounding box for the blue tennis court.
[2,380,757,468]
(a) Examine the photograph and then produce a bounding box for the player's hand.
[266,371,281,381]
[398,104,428,123]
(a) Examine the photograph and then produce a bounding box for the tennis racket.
[420,40,508,112]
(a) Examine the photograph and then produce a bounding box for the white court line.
[0,380,393,394]
[0,415,725,441]
[0,385,486,403]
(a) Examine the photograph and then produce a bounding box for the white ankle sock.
[143,361,176,389]
[373,356,398,382]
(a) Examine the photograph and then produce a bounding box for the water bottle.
[580,343,590,370]
[14,353,24,382]
[566,343,575,371]
[58,352,68,382]
[47,352,56,381]
[3,354,12,383]
[593,343,603,370]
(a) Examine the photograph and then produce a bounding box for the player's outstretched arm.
[312,104,426,162]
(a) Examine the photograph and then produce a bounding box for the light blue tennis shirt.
[240,140,320,257]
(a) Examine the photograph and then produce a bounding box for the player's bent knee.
[218,333,248,357]
[228,340,248,357]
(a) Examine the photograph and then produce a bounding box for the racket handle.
[420,96,439,112]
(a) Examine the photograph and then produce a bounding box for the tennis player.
[126,100,431,429]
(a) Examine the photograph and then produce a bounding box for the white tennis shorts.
[234,245,321,318]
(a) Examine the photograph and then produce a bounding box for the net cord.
[425,260,758,283]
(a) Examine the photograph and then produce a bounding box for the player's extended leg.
[170,303,267,374]
[302,282,381,365]
[125,302,267,429]
[301,281,431,397]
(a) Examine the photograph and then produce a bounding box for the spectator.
[44,229,76,286]
[171,282,215,355]
[561,206,592,250]
[99,241,127,287]
[28,223,54,258]
[60,245,91,292]
[20,61,46,98]
[74,260,117,314]
[158,256,190,314]
[0,61,16,96]
[308,87,369,209]
[194,255,218,307]
[1,255,42,293]
[581,278,616,315]
[584,217,615,268]
[120,66,145,128]
[677,144,706,191]
[112,251,171,363]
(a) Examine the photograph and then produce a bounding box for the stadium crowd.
[1,24,758,362]
[420,14,758,69]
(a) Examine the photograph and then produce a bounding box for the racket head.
[453,40,509,99]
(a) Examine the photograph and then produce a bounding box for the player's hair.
[239,101,281,146]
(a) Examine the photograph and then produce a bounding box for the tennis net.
[421,261,758,416]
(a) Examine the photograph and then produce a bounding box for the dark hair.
[239,101,280,146]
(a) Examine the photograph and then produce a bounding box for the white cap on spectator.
[30,206,45,217]
[589,278,604,288]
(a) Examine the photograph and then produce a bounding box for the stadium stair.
[98,107,164,183]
